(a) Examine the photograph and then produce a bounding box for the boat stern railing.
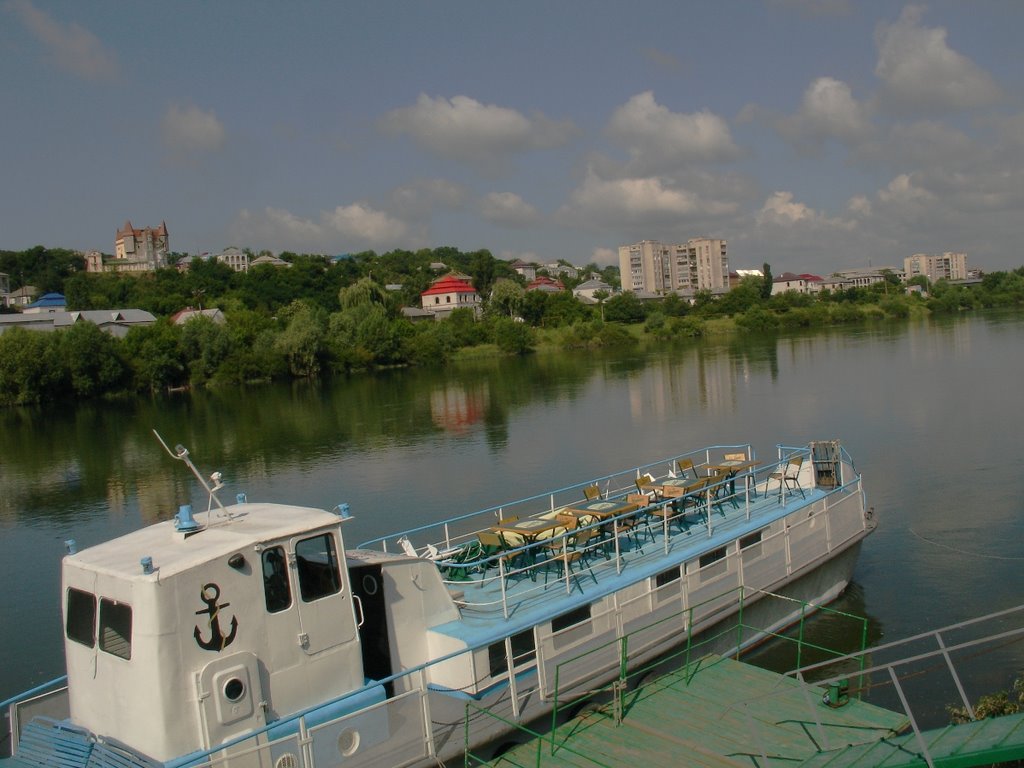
[1,676,69,759]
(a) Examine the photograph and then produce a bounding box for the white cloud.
[380,94,576,173]
[877,174,935,206]
[563,170,737,229]
[161,104,226,156]
[324,204,407,242]
[847,195,872,216]
[874,6,1001,115]
[590,247,618,267]
[756,191,855,231]
[480,192,540,227]
[607,91,738,173]
[779,77,873,148]
[234,202,408,253]
[7,0,117,80]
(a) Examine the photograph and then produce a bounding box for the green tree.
[57,322,129,397]
[592,289,609,321]
[339,277,390,312]
[275,301,327,376]
[761,263,773,299]
[123,320,186,392]
[488,279,525,318]
[604,292,644,323]
[180,316,233,385]
[490,317,533,354]
[0,328,64,404]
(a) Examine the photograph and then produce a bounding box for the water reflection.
[4,313,1024,714]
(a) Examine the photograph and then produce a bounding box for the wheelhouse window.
[296,533,342,602]
[98,599,132,660]
[66,588,96,647]
[262,546,292,613]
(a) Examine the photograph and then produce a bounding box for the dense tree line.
[2,243,1024,407]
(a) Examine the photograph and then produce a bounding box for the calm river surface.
[3,312,1024,726]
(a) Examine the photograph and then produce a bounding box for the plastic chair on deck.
[583,484,601,501]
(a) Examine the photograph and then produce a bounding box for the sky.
[3,1,1023,276]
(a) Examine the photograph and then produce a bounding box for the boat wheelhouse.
[1,439,874,768]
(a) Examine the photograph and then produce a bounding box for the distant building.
[23,292,67,313]
[420,274,481,318]
[107,220,169,272]
[508,259,537,281]
[904,252,967,283]
[771,273,824,296]
[526,276,564,293]
[250,254,291,268]
[619,238,728,295]
[573,278,613,304]
[7,285,38,308]
[0,308,156,337]
[544,263,578,280]
[171,307,226,325]
[216,247,250,273]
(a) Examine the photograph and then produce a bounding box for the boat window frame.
[295,532,343,603]
[98,598,132,660]
[487,628,537,678]
[261,545,292,613]
[66,587,96,648]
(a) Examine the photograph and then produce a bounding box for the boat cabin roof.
[66,502,342,580]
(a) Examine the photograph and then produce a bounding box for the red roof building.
[526,275,565,292]
[420,274,481,317]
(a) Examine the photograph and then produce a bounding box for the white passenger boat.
[1,438,874,768]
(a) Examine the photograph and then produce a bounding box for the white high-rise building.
[618,238,728,295]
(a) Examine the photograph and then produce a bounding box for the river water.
[3,312,1023,726]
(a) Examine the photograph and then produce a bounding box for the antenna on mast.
[153,430,229,522]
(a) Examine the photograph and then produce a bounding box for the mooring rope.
[909,527,1024,561]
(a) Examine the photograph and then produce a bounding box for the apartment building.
[904,252,967,283]
[618,238,728,295]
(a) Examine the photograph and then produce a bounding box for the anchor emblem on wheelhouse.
[194,583,238,651]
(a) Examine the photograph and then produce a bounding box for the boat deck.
[435,480,830,640]
[468,653,909,767]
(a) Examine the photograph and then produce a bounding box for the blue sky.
[3,1,1023,275]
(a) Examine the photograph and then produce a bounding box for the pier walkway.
[466,601,1024,768]
[467,654,907,767]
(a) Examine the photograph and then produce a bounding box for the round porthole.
[337,728,360,757]
[223,678,245,702]
[361,575,379,596]
[275,754,298,768]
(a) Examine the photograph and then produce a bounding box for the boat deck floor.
[471,653,909,767]
[436,484,825,638]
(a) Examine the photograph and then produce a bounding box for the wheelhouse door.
[348,563,394,689]
[287,530,354,655]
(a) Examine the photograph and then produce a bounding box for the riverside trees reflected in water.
[4,312,1024,725]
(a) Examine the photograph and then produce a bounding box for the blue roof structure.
[26,292,66,308]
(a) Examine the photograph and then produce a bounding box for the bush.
[736,307,780,332]
[491,318,534,354]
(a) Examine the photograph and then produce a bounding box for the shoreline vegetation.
[2,245,1024,407]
